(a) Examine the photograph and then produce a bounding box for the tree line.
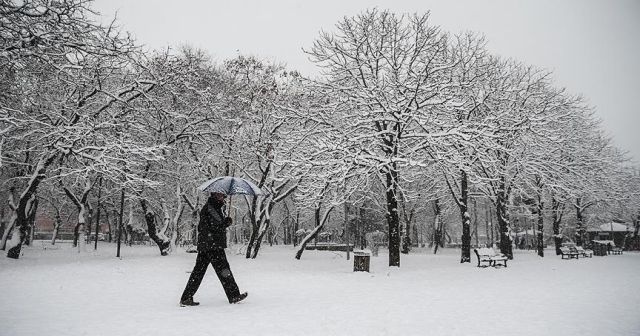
[1,2,638,265]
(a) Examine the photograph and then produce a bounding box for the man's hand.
[224,217,233,227]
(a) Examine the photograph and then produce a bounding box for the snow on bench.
[560,246,579,259]
[575,246,593,258]
[473,247,508,268]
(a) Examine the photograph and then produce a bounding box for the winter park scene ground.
[1,243,639,336]
[2,1,640,336]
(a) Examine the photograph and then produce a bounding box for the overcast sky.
[93,0,639,163]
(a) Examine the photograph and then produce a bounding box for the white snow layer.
[1,242,639,336]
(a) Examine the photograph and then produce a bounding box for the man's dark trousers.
[181,248,241,303]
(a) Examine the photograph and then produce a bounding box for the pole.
[116,187,124,258]
[94,176,103,250]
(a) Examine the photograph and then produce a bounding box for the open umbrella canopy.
[197,176,265,196]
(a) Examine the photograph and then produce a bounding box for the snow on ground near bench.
[1,242,639,336]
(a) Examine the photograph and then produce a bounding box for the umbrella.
[197,176,265,196]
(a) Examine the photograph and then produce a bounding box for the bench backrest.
[560,246,571,253]
[476,247,497,256]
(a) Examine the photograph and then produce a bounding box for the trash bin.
[592,242,607,256]
[353,250,371,272]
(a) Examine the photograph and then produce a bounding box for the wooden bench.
[474,247,508,268]
[560,246,579,259]
[610,247,623,255]
[575,246,593,258]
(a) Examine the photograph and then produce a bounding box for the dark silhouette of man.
[180,192,247,306]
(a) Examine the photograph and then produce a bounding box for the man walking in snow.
[180,192,247,306]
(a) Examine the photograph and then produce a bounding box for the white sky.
[93,0,640,162]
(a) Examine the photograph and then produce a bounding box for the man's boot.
[229,292,248,304]
[180,297,200,307]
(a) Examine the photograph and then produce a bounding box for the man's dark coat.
[197,201,231,251]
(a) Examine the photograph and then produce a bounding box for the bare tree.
[306,9,459,267]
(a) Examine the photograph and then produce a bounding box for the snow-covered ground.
[1,242,639,336]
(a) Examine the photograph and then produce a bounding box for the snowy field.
[1,242,639,336]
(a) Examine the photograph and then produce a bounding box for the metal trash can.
[592,242,607,256]
[353,250,371,272]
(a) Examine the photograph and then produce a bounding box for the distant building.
[587,222,632,248]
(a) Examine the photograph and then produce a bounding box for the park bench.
[575,246,593,258]
[610,246,623,255]
[473,247,508,268]
[560,246,579,259]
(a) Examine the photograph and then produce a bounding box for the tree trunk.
[473,198,479,248]
[117,188,125,257]
[72,205,88,252]
[0,211,16,251]
[485,201,491,247]
[140,199,171,256]
[51,212,62,245]
[432,199,443,254]
[552,197,565,255]
[7,194,38,259]
[7,151,57,258]
[295,206,334,260]
[246,224,259,259]
[26,198,38,246]
[459,170,471,263]
[574,198,585,246]
[250,198,278,259]
[293,211,299,246]
[385,168,401,267]
[536,194,544,258]
[496,177,513,259]
[245,197,260,259]
[250,218,271,259]
[93,177,103,250]
[106,209,113,243]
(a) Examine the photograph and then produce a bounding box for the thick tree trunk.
[399,196,413,254]
[496,178,513,259]
[250,199,277,259]
[7,151,57,258]
[536,194,544,258]
[552,197,565,255]
[106,210,113,243]
[72,206,88,252]
[293,212,299,246]
[459,170,471,263]
[140,199,170,256]
[574,199,585,246]
[245,197,260,259]
[473,198,479,248]
[7,194,38,259]
[385,169,400,267]
[93,177,103,250]
[432,199,443,254]
[250,219,271,259]
[0,212,16,250]
[246,225,259,259]
[51,212,62,245]
[26,198,38,246]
